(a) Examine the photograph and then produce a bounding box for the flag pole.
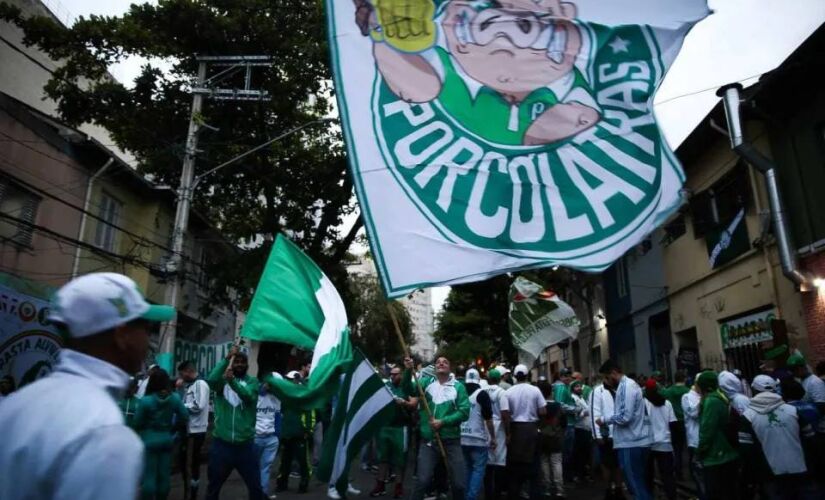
[386,303,452,479]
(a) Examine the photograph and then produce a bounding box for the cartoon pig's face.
[443,0,581,101]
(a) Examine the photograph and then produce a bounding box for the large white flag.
[327,0,709,297]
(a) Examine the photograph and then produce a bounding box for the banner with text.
[0,284,62,389]
[173,339,234,379]
[327,0,709,296]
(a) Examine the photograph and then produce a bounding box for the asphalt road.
[169,461,615,500]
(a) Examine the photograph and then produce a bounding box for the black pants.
[484,464,505,500]
[647,450,677,500]
[703,460,739,500]
[277,437,309,491]
[573,428,592,479]
[671,421,686,478]
[179,432,206,499]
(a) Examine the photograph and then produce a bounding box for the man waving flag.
[241,234,352,408]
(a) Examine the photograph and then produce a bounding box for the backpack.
[724,402,741,448]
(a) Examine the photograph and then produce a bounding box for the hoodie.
[743,392,806,476]
[207,359,259,444]
[134,392,189,451]
[605,375,652,449]
[718,370,753,444]
[697,391,738,467]
[404,370,469,441]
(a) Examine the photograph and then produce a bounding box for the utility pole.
[156,55,273,373]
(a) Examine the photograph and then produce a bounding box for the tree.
[348,272,412,365]
[0,0,361,303]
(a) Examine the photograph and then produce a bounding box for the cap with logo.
[49,272,175,338]
[514,364,529,376]
[465,368,481,383]
[752,374,778,393]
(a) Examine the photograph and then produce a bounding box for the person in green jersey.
[133,368,188,500]
[353,0,600,146]
[370,365,419,498]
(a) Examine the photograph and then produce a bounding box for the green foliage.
[0,0,360,304]
[348,273,412,365]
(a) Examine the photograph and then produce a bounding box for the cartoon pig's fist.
[354,0,437,53]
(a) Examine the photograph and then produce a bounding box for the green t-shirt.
[435,47,592,146]
[663,384,690,421]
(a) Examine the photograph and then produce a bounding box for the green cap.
[786,353,806,367]
[696,371,719,392]
[487,369,501,380]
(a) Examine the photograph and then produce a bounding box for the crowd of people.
[357,353,825,500]
[2,272,825,500]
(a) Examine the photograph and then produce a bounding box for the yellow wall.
[663,123,808,369]
[75,174,173,304]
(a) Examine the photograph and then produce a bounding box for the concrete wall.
[663,124,808,371]
[0,106,86,286]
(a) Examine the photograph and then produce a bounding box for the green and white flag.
[509,277,580,363]
[326,0,709,297]
[317,350,396,496]
[241,234,352,407]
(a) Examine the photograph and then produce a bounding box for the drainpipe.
[72,157,114,278]
[716,84,814,290]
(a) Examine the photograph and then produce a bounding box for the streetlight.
[155,116,336,372]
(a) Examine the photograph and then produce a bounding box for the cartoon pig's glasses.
[452,8,570,60]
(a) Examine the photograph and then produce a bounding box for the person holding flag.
[205,346,264,500]
[369,365,418,498]
[403,355,470,500]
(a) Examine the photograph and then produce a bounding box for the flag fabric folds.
[509,277,580,363]
[326,0,710,297]
[317,351,396,496]
[241,234,352,407]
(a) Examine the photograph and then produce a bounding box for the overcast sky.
[57,0,825,312]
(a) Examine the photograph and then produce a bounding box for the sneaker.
[393,483,403,499]
[370,481,387,497]
[348,483,362,495]
[328,486,342,499]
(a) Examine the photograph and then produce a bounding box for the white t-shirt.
[646,399,677,452]
[682,389,701,448]
[802,374,825,433]
[504,383,546,422]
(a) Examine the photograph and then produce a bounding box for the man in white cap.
[0,272,175,500]
[498,366,513,390]
[502,364,546,500]
[177,359,211,500]
[460,368,496,500]
[741,375,809,498]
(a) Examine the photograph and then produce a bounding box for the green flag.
[242,234,352,408]
[317,350,396,496]
[509,277,580,364]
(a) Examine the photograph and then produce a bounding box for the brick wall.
[802,252,825,362]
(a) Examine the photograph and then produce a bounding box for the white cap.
[514,364,529,376]
[271,372,283,380]
[49,273,175,338]
[286,370,301,380]
[751,374,777,392]
[465,368,481,383]
[498,366,511,374]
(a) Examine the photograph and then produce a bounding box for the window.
[94,193,121,252]
[0,178,40,247]
[662,215,686,246]
[615,258,628,298]
[691,163,750,239]
[196,245,212,290]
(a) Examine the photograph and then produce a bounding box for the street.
[169,462,615,500]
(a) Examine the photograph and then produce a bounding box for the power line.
[0,150,172,242]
